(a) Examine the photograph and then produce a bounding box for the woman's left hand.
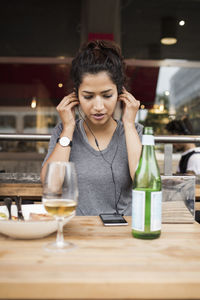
[118,88,140,126]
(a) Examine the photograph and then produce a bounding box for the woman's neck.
[184,143,196,151]
[83,117,117,150]
[83,117,117,136]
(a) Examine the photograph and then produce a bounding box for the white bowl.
[0,204,74,239]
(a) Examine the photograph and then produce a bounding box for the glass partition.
[139,66,200,135]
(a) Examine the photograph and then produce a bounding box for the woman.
[41,40,143,215]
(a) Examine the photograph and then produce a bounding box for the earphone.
[76,106,122,215]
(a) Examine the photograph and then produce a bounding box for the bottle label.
[150,191,162,231]
[142,135,155,145]
[132,190,162,232]
[132,190,145,231]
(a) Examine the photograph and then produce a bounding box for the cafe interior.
[0,0,200,299]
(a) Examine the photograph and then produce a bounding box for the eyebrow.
[82,89,113,94]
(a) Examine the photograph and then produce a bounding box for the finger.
[118,95,133,104]
[137,100,140,107]
[119,94,139,104]
[64,100,79,111]
[121,93,137,101]
[118,97,130,106]
[57,100,79,112]
[58,92,78,105]
[121,87,131,96]
[119,96,140,108]
[135,100,140,109]
[120,89,138,101]
[57,96,72,110]
[57,94,79,110]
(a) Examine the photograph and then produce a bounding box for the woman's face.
[78,71,118,126]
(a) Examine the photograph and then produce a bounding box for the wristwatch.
[57,136,72,147]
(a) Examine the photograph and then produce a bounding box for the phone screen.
[99,213,128,226]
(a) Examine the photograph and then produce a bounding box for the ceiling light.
[160,17,177,45]
[161,37,177,45]
[58,83,63,88]
[31,97,37,109]
[165,90,170,96]
[159,104,165,112]
[179,20,185,26]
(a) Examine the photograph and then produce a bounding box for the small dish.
[0,204,73,239]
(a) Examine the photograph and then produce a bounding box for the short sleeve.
[187,154,200,174]
[42,122,63,166]
[135,122,144,141]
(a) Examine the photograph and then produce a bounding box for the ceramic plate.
[0,204,74,239]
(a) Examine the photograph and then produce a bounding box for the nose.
[93,96,104,111]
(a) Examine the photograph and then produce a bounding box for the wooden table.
[0,182,42,197]
[0,182,199,199]
[196,184,200,199]
[1,217,200,299]
[0,173,42,199]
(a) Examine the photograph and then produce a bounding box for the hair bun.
[82,40,122,57]
[71,39,126,95]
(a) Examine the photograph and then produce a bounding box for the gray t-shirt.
[43,119,143,216]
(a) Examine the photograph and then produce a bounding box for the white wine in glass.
[44,199,77,217]
[42,161,78,252]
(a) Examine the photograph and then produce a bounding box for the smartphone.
[99,213,128,226]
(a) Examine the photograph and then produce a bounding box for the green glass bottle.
[132,127,162,239]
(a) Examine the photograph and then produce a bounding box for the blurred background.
[0,0,200,173]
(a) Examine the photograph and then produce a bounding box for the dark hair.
[70,40,126,95]
[166,118,193,135]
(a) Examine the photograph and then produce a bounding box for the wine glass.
[42,161,78,252]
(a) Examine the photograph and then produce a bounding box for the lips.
[92,113,105,120]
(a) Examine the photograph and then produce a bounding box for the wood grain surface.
[162,201,194,223]
[0,182,199,200]
[0,183,42,197]
[196,184,200,199]
[0,183,199,198]
[0,216,200,299]
[196,202,200,210]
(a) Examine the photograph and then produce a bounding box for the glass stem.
[56,218,64,247]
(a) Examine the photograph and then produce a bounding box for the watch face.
[59,137,70,147]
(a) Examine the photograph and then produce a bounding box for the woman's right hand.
[56,92,79,130]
